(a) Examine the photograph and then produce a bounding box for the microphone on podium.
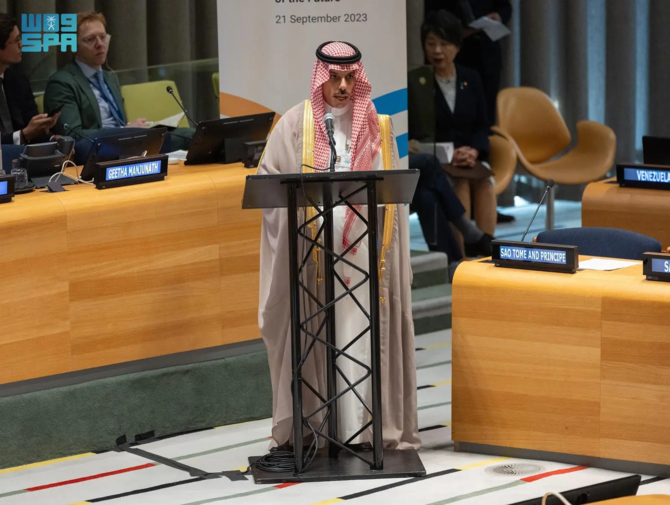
[165,85,198,128]
[520,179,555,242]
[323,113,336,171]
[323,112,335,139]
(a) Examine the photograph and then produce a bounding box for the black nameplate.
[0,174,15,204]
[643,252,670,282]
[94,154,168,190]
[616,163,670,190]
[491,240,578,274]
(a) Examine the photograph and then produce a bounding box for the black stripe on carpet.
[87,477,205,502]
[338,468,460,501]
[419,425,448,433]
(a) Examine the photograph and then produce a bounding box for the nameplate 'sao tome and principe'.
[491,240,579,274]
[617,163,670,191]
[94,154,168,190]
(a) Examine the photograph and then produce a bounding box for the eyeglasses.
[80,34,111,46]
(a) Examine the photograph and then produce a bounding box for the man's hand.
[452,147,479,167]
[126,118,148,128]
[22,112,59,142]
[487,12,502,22]
[408,139,420,154]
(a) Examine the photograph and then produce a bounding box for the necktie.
[0,78,14,135]
[94,71,125,126]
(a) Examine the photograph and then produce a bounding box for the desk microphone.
[323,113,336,171]
[166,86,198,128]
[520,179,555,242]
[62,124,95,144]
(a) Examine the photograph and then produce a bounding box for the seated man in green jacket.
[44,10,191,158]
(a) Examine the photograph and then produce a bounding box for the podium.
[242,169,425,483]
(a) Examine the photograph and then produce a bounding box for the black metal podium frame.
[243,169,424,483]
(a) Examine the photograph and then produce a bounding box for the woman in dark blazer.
[408,9,497,239]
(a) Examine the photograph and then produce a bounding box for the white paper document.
[418,142,454,164]
[469,16,511,42]
[579,258,639,271]
[167,149,188,163]
[147,112,185,129]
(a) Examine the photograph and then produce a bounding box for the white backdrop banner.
[217,0,409,161]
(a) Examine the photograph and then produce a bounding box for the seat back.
[536,227,661,260]
[121,80,188,127]
[212,72,219,99]
[497,87,571,164]
[34,93,44,114]
[489,134,517,196]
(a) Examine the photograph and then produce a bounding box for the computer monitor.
[80,127,167,181]
[185,112,275,166]
[508,475,641,505]
[642,136,670,165]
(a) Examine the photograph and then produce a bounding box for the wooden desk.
[452,258,670,467]
[582,179,670,248]
[0,162,261,385]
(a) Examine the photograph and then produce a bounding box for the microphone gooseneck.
[63,123,95,144]
[165,86,198,128]
[520,179,555,242]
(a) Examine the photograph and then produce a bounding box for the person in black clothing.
[410,152,492,281]
[409,11,497,258]
[0,14,59,147]
[424,0,511,124]
[424,0,515,224]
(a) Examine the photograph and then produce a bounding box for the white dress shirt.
[75,59,120,128]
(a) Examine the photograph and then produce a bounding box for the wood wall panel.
[601,275,670,465]
[0,193,71,383]
[210,169,262,345]
[0,163,262,385]
[454,259,670,467]
[452,262,603,457]
[582,179,670,249]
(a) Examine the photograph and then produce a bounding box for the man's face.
[322,69,355,109]
[0,26,22,66]
[77,20,109,68]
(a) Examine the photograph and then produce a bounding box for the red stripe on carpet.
[26,463,156,491]
[274,482,301,489]
[521,466,588,483]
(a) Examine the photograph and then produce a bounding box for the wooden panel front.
[63,172,223,370]
[209,169,262,345]
[0,163,261,385]
[0,192,71,383]
[452,261,603,456]
[582,179,670,249]
[601,271,670,465]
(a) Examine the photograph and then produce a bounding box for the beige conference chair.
[493,87,616,229]
[121,80,189,128]
[489,134,517,197]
